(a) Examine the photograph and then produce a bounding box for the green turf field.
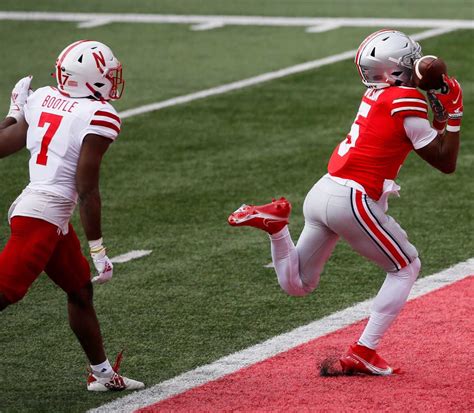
[0,2,473,412]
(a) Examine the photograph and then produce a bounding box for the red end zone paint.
[139,276,474,412]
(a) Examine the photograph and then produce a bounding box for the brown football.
[413,55,447,91]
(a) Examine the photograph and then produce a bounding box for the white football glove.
[7,75,33,122]
[89,238,114,284]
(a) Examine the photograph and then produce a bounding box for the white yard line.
[118,27,457,119]
[191,21,225,31]
[306,22,342,33]
[119,49,355,119]
[0,11,463,118]
[0,11,473,30]
[110,250,152,264]
[89,258,474,413]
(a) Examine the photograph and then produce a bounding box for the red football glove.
[427,92,448,133]
[432,75,463,132]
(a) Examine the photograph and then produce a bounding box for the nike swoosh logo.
[453,90,461,105]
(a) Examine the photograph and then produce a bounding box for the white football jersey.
[23,86,120,202]
[10,86,120,233]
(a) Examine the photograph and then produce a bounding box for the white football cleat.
[87,351,145,392]
[87,372,145,391]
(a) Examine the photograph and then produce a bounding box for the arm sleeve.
[403,116,438,150]
[390,91,429,119]
[81,108,121,142]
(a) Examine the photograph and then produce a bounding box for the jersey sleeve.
[82,106,121,141]
[390,89,429,120]
[403,116,438,150]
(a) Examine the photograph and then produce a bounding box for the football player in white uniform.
[0,40,144,391]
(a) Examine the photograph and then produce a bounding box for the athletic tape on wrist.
[446,124,461,132]
[89,237,104,252]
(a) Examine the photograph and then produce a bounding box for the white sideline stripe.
[118,27,456,119]
[0,12,472,29]
[89,258,474,413]
[110,250,152,264]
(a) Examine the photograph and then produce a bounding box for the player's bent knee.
[410,257,421,275]
[284,288,311,297]
[279,279,314,297]
[390,257,421,282]
[67,282,94,308]
[404,256,421,279]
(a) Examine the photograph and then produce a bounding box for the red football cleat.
[228,197,291,234]
[339,343,398,376]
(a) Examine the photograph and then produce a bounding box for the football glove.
[432,75,463,132]
[427,92,448,133]
[89,238,114,284]
[7,75,33,122]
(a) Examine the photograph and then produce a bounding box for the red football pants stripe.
[355,191,409,269]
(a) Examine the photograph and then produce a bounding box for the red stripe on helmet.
[57,40,91,68]
[56,40,91,88]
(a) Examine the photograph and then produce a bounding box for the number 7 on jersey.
[36,112,63,166]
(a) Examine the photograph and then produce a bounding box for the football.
[413,55,448,91]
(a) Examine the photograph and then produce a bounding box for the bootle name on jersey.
[23,86,121,202]
[327,86,429,201]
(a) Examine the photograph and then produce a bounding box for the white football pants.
[270,176,420,349]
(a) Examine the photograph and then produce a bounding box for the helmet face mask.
[55,40,125,100]
[355,30,422,89]
[105,65,124,100]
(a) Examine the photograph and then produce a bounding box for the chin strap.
[85,82,106,103]
[364,82,391,89]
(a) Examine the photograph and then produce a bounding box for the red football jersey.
[328,86,429,200]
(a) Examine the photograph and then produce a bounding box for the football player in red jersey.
[229,29,462,375]
[0,41,144,391]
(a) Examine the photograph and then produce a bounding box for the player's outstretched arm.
[415,76,462,174]
[76,134,114,284]
[0,117,28,158]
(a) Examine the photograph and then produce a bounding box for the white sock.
[358,257,421,349]
[358,311,398,349]
[269,226,308,296]
[269,225,290,242]
[91,359,113,378]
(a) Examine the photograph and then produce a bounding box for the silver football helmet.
[355,29,422,89]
